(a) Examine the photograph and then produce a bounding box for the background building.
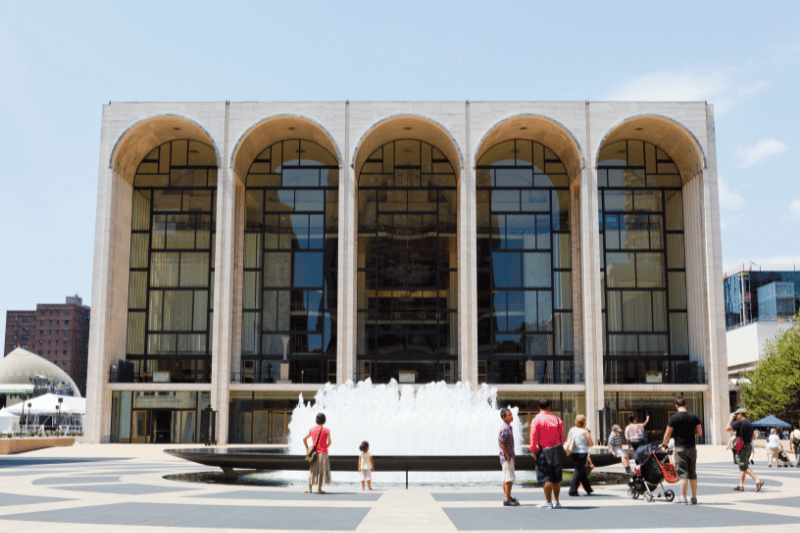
[4,296,91,395]
[86,101,728,445]
[723,264,800,408]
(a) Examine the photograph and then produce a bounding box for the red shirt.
[308,426,330,453]
[529,411,564,452]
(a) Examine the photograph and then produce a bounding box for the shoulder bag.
[305,426,323,463]
[564,429,576,455]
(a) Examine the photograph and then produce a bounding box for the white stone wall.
[86,101,729,444]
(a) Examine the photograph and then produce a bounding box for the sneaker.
[568,492,580,497]
[509,496,519,504]
[690,497,697,505]
[554,501,562,508]
[675,498,689,504]
[503,499,519,507]
[537,502,554,509]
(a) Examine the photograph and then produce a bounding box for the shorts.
[535,451,563,484]
[674,447,697,480]
[360,469,372,481]
[611,446,628,458]
[502,461,516,483]
[735,444,752,471]
[767,447,781,460]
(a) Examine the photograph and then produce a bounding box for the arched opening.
[239,140,339,385]
[476,139,573,385]
[356,139,458,383]
[125,139,219,386]
[597,139,688,385]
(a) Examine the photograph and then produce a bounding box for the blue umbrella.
[751,415,792,428]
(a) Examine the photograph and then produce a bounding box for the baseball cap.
[611,424,621,431]
[733,408,746,415]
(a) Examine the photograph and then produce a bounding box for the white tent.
[5,393,86,416]
[0,408,20,434]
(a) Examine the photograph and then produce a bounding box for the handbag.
[733,437,744,452]
[564,430,576,455]
[543,443,568,465]
[305,426,323,463]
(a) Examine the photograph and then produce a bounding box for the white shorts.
[502,461,516,483]
[360,469,372,481]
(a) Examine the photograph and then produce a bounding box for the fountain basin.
[166,447,620,477]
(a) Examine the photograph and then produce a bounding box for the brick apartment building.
[4,295,91,395]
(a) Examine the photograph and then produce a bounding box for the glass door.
[131,410,148,443]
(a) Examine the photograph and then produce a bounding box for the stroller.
[627,442,677,502]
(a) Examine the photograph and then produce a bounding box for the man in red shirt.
[529,398,565,509]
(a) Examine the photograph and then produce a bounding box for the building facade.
[5,296,90,395]
[723,265,799,408]
[86,101,728,445]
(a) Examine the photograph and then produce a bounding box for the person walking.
[567,414,594,497]
[766,428,784,467]
[609,425,633,474]
[726,408,763,492]
[529,398,565,509]
[791,426,800,468]
[303,413,332,494]
[661,396,701,505]
[625,414,650,451]
[358,441,374,490]
[498,408,519,506]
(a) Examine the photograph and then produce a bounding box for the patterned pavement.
[0,445,798,532]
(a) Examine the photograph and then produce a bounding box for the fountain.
[167,380,618,486]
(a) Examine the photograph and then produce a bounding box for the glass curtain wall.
[357,140,458,383]
[126,140,217,383]
[598,140,689,384]
[476,140,573,384]
[241,140,339,384]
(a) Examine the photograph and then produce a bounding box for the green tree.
[742,314,800,425]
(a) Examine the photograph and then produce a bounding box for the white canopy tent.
[0,408,20,434]
[6,393,86,416]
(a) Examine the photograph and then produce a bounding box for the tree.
[742,314,800,425]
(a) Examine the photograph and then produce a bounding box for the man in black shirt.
[662,396,701,504]
[726,408,763,491]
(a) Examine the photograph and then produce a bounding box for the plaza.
[86,101,728,447]
[0,444,799,532]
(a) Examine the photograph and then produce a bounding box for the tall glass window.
[598,140,689,384]
[126,140,217,383]
[241,140,338,384]
[357,140,458,383]
[476,140,573,384]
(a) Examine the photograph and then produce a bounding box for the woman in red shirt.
[304,413,332,493]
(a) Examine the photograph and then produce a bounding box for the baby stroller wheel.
[644,492,654,503]
[664,489,675,502]
[627,488,638,499]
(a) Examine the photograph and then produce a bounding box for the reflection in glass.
[357,140,458,383]
[125,140,216,383]
[242,140,339,384]
[598,140,689,384]
[477,140,574,384]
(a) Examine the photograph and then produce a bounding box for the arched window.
[357,140,458,383]
[126,140,217,383]
[241,140,339,384]
[476,140,573,384]
[598,140,688,384]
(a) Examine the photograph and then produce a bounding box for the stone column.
[581,105,604,436]
[339,101,357,384]
[460,102,478,385]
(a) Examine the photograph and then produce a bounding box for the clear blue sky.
[1,0,798,323]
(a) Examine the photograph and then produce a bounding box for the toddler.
[358,441,374,490]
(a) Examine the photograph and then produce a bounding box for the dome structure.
[0,348,81,398]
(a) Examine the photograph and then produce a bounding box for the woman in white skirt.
[304,413,332,493]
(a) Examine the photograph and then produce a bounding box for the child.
[358,441,374,491]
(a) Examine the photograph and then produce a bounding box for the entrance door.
[131,410,147,443]
[152,410,171,443]
[179,410,196,443]
[270,411,292,444]
[253,411,268,444]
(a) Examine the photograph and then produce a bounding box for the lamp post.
[56,397,63,432]
[27,402,31,433]
[21,400,26,433]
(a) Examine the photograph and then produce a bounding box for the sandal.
[733,486,744,491]
[756,480,764,492]
[305,490,312,493]
[317,490,326,494]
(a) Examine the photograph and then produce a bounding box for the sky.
[1,0,798,323]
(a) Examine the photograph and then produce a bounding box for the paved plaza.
[0,444,798,532]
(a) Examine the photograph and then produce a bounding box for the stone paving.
[0,444,798,532]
